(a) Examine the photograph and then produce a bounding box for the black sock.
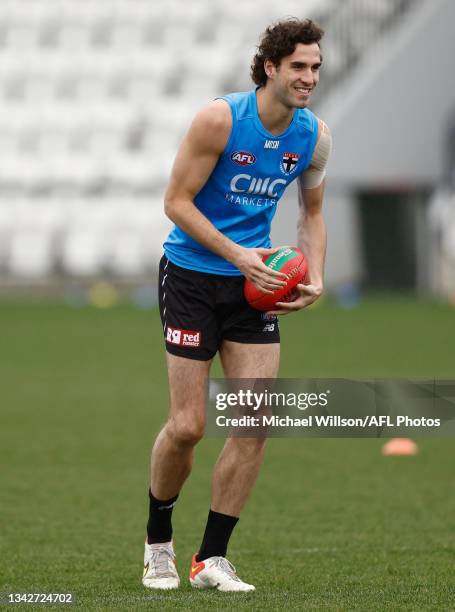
[146,489,179,544]
[197,509,239,562]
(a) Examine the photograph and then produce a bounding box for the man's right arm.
[164,100,286,293]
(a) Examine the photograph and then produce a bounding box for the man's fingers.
[274,301,300,310]
[262,281,285,291]
[258,262,287,280]
[256,287,274,295]
[297,283,318,292]
[250,279,276,294]
[256,246,285,255]
[264,284,323,316]
[255,247,289,279]
[254,271,288,289]
[253,281,282,293]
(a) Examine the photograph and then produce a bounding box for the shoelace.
[149,546,176,578]
[213,557,242,582]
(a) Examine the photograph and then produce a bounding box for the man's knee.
[167,416,205,446]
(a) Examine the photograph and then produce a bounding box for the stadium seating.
[0,0,422,279]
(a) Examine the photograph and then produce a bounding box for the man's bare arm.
[267,119,331,315]
[164,100,286,293]
[297,177,327,290]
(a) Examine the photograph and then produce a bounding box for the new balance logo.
[264,140,280,149]
[263,323,275,332]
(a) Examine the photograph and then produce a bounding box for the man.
[143,18,332,592]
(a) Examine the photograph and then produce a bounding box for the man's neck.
[256,86,295,136]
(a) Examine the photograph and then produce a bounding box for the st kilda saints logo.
[231,151,256,166]
[280,152,299,175]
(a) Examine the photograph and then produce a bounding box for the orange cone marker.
[382,438,418,456]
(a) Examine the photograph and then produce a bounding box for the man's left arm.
[268,119,332,315]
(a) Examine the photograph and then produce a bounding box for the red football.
[244,246,308,311]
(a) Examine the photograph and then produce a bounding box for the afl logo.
[231,151,256,166]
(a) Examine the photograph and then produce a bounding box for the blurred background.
[0,0,453,305]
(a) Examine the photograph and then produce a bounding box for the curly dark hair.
[251,18,324,86]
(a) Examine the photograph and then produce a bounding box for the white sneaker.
[189,553,255,592]
[142,540,180,590]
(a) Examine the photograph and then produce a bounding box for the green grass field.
[1,295,454,610]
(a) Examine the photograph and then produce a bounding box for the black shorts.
[158,255,280,361]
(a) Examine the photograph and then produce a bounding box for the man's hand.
[234,246,288,294]
[266,282,323,315]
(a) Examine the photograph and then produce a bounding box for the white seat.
[0,201,16,233]
[15,199,64,232]
[109,230,146,275]
[109,24,143,48]
[0,129,19,154]
[105,153,159,186]
[58,25,92,49]
[62,229,106,276]
[126,77,160,103]
[135,199,173,264]
[111,0,157,23]
[49,153,102,184]
[3,0,47,27]
[0,202,16,264]
[0,154,40,184]
[5,26,40,49]
[61,200,114,275]
[60,0,98,26]
[102,197,170,270]
[88,128,124,155]
[8,229,54,278]
[23,77,56,101]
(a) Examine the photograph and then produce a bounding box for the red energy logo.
[166,326,201,347]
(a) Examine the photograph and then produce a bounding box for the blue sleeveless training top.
[163,88,319,275]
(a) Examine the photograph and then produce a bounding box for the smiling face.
[264,43,322,109]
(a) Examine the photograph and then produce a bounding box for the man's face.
[265,43,322,108]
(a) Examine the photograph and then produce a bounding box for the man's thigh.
[166,352,212,424]
[219,340,280,379]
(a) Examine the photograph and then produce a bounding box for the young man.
[143,18,332,592]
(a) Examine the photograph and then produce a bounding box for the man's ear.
[264,59,275,78]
